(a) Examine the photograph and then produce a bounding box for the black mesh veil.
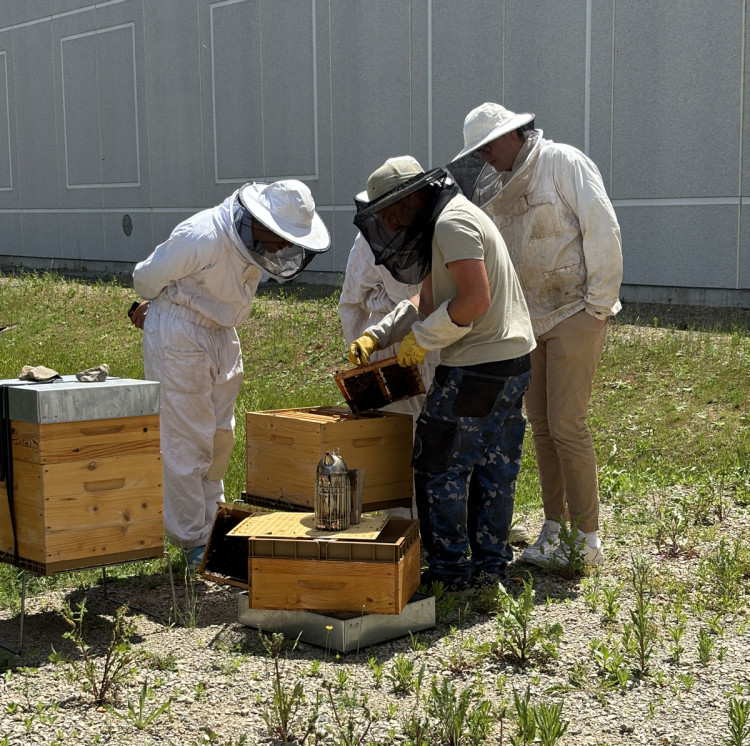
[232,203,325,281]
[353,168,459,285]
[445,154,487,200]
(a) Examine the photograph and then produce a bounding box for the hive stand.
[0,553,177,656]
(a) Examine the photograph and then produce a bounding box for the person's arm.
[553,149,623,322]
[133,222,210,301]
[444,257,490,326]
[338,234,378,345]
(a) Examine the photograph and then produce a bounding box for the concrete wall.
[0,0,748,307]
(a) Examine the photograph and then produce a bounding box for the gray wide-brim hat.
[239,179,330,250]
[354,155,425,205]
[452,102,535,161]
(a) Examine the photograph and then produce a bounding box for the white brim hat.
[239,180,330,251]
[452,102,535,162]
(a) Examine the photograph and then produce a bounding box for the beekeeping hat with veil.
[232,180,330,281]
[353,156,459,285]
[448,102,536,203]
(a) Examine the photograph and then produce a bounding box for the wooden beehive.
[245,406,413,512]
[249,517,420,615]
[0,378,163,575]
[334,357,425,413]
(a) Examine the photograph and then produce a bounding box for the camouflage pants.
[413,365,530,584]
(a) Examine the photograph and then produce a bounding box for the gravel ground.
[1,501,749,746]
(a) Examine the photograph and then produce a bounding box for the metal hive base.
[237,592,435,653]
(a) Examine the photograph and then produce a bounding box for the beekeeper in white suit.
[130,181,330,567]
[339,229,441,415]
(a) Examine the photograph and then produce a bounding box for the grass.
[0,271,749,743]
[0,272,748,599]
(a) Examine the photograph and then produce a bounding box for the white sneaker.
[520,520,562,566]
[539,530,604,568]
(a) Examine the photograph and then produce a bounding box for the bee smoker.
[314,450,352,531]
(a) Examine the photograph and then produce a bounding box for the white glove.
[412,300,472,350]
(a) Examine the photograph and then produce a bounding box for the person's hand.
[397,331,429,367]
[348,333,379,366]
[130,301,150,330]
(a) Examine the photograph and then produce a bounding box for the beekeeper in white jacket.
[338,232,439,420]
[130,181,330,567]
[451,103,623,569]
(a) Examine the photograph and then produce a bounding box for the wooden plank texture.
[246,407,414,509]
[250,557,403,614]
[11,415,160,464]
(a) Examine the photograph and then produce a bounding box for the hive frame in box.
[334,356,425,413]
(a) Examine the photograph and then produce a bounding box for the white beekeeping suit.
[133,181,330,563]
[339,232,439,419]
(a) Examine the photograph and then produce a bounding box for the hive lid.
[227,511,388,540]
[0,375,160,423]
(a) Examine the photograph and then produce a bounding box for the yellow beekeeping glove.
[348,332,379,366]
[397,331,429,367]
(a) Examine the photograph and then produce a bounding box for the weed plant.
[53,600,139,704]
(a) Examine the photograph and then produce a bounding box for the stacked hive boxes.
[0,376,163,575]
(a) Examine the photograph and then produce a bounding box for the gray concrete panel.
[743,7,750,201]
[613,1,742,199]
[206,0,264,195]
[0,45,14,194]
[504,0,587,152]
[0,6,13,28]
[330,207,358,274]
[92,0,150,210]
[329,0,412,206]
[740,204,750,289]
[20,212,62,258]
[60,211,104,260]
[260,1,317,180]
[427,1,504,169]
[59,32,104,187]
[50,9,103,211]
[13,20,59,208]
[0,28,19,212]
[143,0,203,208]
[307,0,333,207]
[10,0,51,26]
[103,209,154,264]
[55,0,105,14]
[0,211,22,256]
[588,0,615,193]
[617,204,738,287]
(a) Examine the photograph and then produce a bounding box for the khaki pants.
[525,311,607,533]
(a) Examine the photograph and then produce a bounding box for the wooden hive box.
[0,377,163,575]
[245,406,413,512]
[248,517,420,615]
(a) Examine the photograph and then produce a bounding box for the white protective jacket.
[133,191,262,549]
[338,233,438,417]
[474,130,622,337]
[133,191,263,327]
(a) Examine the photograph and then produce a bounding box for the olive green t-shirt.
[431,195,535,367]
